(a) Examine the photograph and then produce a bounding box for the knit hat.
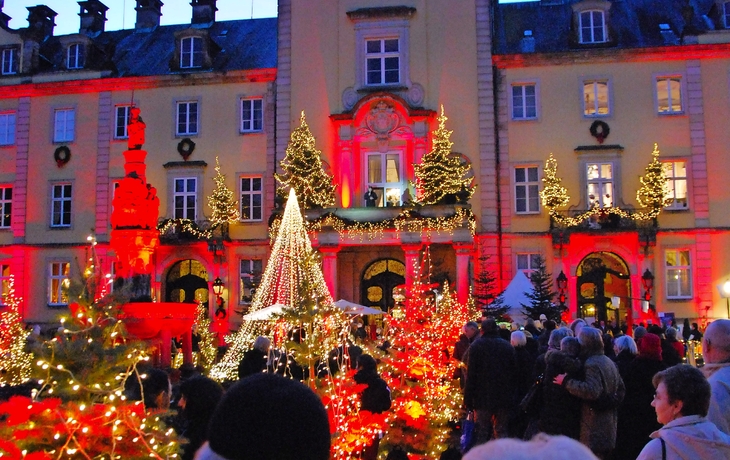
[633,326,647,341]
[204,373,330,460]
[638,332,662,361]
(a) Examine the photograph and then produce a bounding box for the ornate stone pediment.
[355,99,411,149]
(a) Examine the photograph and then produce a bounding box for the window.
[48,261,70,306]
[67,43,85,69]
[583,80,610,116]
[180,36,203,69]
[579,10,606,44]
[0,264,10,305]
[51,183,72,228]
[662,161,688,210]
[0,112,15,145]
[240,177,262,221]
[114,105,131,139]
[366,151,402,207]
[174,178,197,220]
[586,162,613,208]
[656,77,683,114]
[176,101,198,136]
[365,38,400,86]
[515,166,540,213]
[239,259,263,304]
[54,109,75,143]
[724,2,730,28]
[665,249,691,299]
[240,98,263,133]
[512,83,537,120]
[517,253,541,275]
[0,186,11,228]
[1,47,19,75]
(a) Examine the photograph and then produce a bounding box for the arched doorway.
[165,259,209,304]
[361,259,406,313]
[577,252,631,325]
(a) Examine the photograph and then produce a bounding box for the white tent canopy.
[334,299,388,315]
[488,270,534,325]
[241,303,288,321]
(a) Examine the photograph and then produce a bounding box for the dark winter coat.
[613,349,635,379]
[613,356,667,460]
[464,333,517,411]
[514,346,537,404]
[237,348,267,380]
[354,368,391,414]
[539,349,582,440]
[661,339,682,367]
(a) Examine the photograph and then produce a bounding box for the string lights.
[157,218,213,240]
[0,275,32,387]
[208,156,240,225]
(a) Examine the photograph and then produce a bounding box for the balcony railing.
[157,218,228,244]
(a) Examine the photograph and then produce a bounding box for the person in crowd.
[125,367,172,411]
[462,433,598,460]
[511,330,536,437]
[176,376,225,460]
[664,327,685,361]
[465,319,517,444]
[682,318,692,342]
[524,318,541,338]
[569,318,586,339]
[237,335,270,380]
[636,365,730,459]
[689,322,703,342]
[613,333,667,460]
[701,319,730,435]
[454,321,479,386]
[354,354,391,460]
[633,325,647,343]
[537,335,582,440]
[194,373,330,460]
[602,333,616,361]
[612,335,637,377]
[554,327,625,459]
[537,319,556,354]
[648,324,681,367]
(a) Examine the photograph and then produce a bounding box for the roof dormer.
[59,34,92,70]
[172,28,219,70]
[571,0,613,47]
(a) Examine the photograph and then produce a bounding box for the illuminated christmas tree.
[194,302,217,373]
[636,143,671,220]
[275,111,336,210]
[0,276,32,387]
[414,105,474,205]
[521,255,564,322]
[210,188,336,381]
[540,153,570,213]
[208,156,240,226]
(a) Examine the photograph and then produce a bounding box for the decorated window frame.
[53,107,76,143]
[654,73,685,116]
[47,260,70,307]
[510,80,539,121]
[581,77,611,118]
[114,105,132,140]
[364,149,405,207]
[513,165,541,214]
[172,177,198,220]
[50,182,73,228]
[662,159,689,211]
[0,111,16,146]
[577,151,623,211]
[240,97,264,133]
[239,175,263,222]
[164,163,205,222]
[664,247,693,300]
[239,258,263,305]
[353,19,412,90]
[175,99,200,137]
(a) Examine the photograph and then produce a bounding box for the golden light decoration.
[0,275,33,386]
[157,218,213,239]
[208,156,241,225]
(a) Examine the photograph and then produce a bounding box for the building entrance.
[361,259,405,313]
[577,252,631,325]
[165,259,209,304]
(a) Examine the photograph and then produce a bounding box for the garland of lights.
[0,276,33,387]
[157,218,213,239]
[540,144,670,227]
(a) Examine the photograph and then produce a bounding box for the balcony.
[550,208,657,248]
[157,218,228,244]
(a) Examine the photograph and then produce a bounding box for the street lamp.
[720,280,730,319]
[213,277,224,297]
[556,270,568,306]
[641,269,654,301]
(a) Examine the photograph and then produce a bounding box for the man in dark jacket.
[355,354,391,460]
[464,319,517,444]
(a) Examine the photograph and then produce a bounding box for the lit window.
[180,37,203,69]
[174,178,197,220]
[48,261,70,306]
[176,101,198,136]
[656,77,683,114]
[0,186,11,228]
[0,264,10,305]
[1,47,19,75]
[662,161,688,210]
[114,106,131,139]
[583,80,610,116]
[512,84,537,120]
[579,10,607,44]
[724,2,730,29]
[54,109,75,143]
[515,166,539,213]
[365,38,400,85]
[586,162,613,208]
[67,43,85,69]
[517,253,541,275]
[240,177,262,221]
[240,98,263,132]
[239,259,263,304]
[665,249,691,299]
[51,183,72,228]
[367,151,402,207]
[0,112,15,145]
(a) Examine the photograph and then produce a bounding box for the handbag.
[519,373,544,415]
[460,410,475,453]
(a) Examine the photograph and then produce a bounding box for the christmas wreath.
[589,120,610,144]
[54,146,71,167]
[177,138,196,160]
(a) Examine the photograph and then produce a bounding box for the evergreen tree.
[208,156,240,226]
[194,302,217,373]
[636,143,671,220]
[275,111,336,210]
[413,105,474,205]
[0,276,32,386]
[540,153,570,213]
[521,255,565,321]
[473,255,509,321]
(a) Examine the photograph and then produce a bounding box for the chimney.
[26,5,57,40]
[0,0,9,29]
[135,0,163,31]
[520,30,535,53]
[191,0,217,26]
[79,0,108,36]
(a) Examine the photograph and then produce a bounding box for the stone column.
[454,243,474,304]
[159,327,172,368]
[320,246,340,298]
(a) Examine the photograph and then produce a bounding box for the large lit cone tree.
[0,237,180,458]
[0,276,32,387]
[275,111,336,210]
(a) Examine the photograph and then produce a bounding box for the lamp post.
[213,277,226,319]
[641,268,655,301]
[556,270,568,307]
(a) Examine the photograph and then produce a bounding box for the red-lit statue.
[127,106,146,150]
